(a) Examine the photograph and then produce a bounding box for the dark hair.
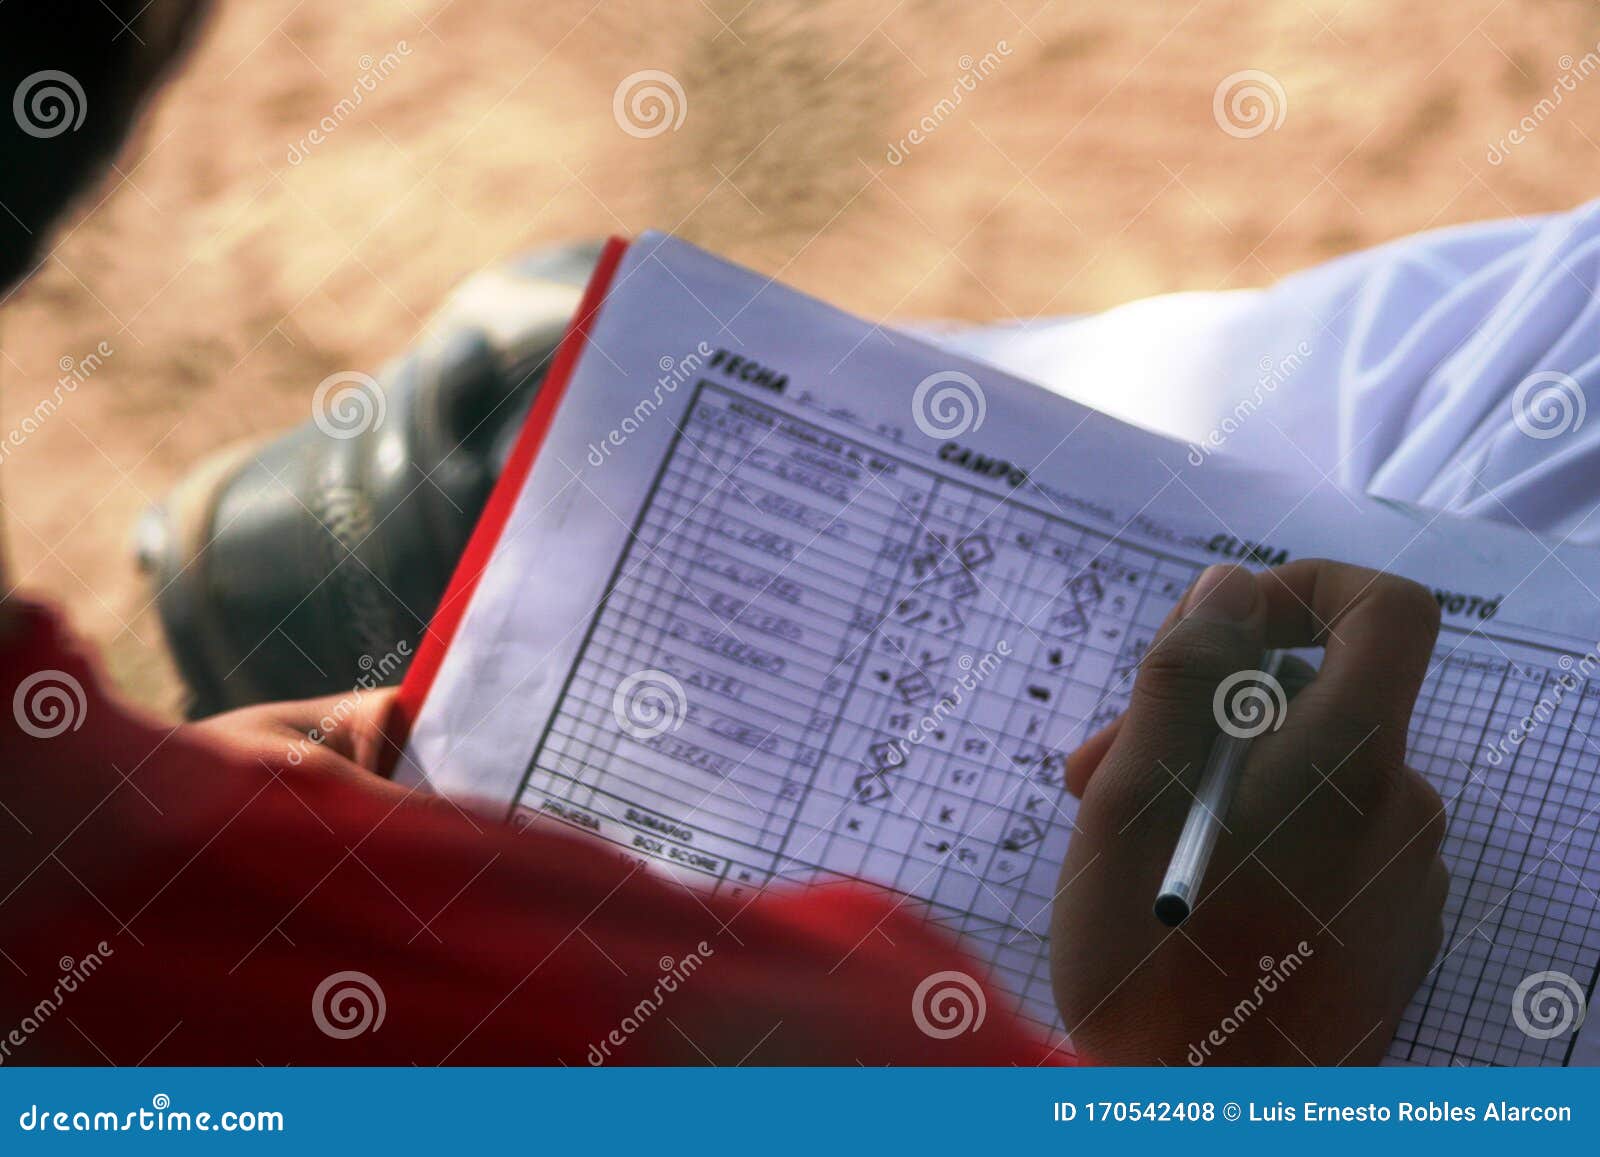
[0,1,207,290]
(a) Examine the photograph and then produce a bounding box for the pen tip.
[1153,894,1190,927]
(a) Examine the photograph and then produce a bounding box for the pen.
[1153,649,1287,927]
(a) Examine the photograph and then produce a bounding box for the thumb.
[1086,564,1267,823]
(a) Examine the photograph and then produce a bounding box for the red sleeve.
[0,603,1068,1066]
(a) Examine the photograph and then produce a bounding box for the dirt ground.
[5,0,1600,714]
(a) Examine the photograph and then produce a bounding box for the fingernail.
[1182,564,1258,622]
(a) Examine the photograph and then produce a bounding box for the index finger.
[1255,558,1441,739]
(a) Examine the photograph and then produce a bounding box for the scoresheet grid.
[516,380,1600,1066]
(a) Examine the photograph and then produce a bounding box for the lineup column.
[521,385,942,898]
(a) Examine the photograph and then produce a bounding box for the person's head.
[0,1,207,605]
[0,1,208,292]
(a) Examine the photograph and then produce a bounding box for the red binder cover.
[385,235,631,772]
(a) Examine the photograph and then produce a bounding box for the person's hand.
[189,686,404,795]
[1051,559,1449,1065]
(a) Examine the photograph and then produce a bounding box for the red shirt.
[0,602,1064,1065]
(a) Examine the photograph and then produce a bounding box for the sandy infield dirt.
[3,0,1595,714]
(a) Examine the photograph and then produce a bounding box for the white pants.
[933,202,1600,546]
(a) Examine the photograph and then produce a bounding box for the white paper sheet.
[400,232,1600,1066]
